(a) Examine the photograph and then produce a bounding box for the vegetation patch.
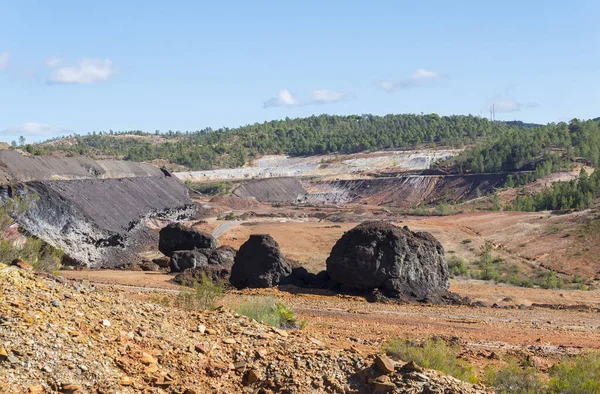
[175,273,224,311]
[384,337,477,383]
[234,297,300,329]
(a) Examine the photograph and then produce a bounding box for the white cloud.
[488,95,539,112]
[48,58,117,84]
[264,89,349,108]
[0,52,10,72]
[45,57,62,67]
[381,68,441,92]
[0,122,72,138]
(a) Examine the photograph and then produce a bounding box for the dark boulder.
[326,221,449,299]
[173,246,235,286]
[230,234,292,289]
[158,223,217,257]
[170,249,209,273]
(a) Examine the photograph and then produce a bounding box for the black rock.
[230,234,292,289]
[326,221,449,299]
[169,249,209,273]
[173,246,236,285]
[159,223,217,257]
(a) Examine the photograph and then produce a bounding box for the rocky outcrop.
[232,177,307,203]
[230,235,292,289]
[158,223,218,257]
[1,174,194,268]
[326,221,449,299]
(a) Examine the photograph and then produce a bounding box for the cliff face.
[301,174,507,207]
[0,152,194,267]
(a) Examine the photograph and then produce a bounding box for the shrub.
[447,256,469,278]
[384,337,477,383]
[485,360,544,394]
[548,353,600,394]
[234,297,299,329]
[461,239,472,244]
[175,273,224,311]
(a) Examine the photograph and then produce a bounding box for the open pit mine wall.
[300,174,507,206]
[0,151,195,267]
[233,174,507,206]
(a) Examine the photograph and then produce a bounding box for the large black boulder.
[173,246,236,285]
[326,221,449,299]
[159,223,217,257]
[170,249,209,273]
[230,234,292,289]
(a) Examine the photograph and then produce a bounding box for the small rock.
[11,259,33,270]
[234,361,247,372]
[51,299,63,308]
[101,319,111,327]
[244,369,260,384]
[195,344,209,354]
[223,338,236,344]
[401,360,423,373]
[0,346,8,361]
[374,354,395,374]
[119,376,133,386]
[198,324,206,334]
[29,385,44,393]
[60,384,83,393]
[140,352,157,365]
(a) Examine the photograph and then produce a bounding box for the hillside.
[0,263,491,393]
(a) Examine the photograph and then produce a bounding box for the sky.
[0,0,599,143]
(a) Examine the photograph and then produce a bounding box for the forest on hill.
[36,114,515,170]
[25,113,600,212]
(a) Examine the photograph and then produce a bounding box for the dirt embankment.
[232,177,307,203]
[301,174,507,207]
[0,151,195,268]
[0,150,164,185]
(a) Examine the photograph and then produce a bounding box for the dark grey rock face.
[158,223,218,257]
[2,175,195,268]
[326,221,449,299]
[230,235,292,289]
[170,249,210,273]
[173,246,236,285]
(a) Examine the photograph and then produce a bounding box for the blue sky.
[0,0,599,143]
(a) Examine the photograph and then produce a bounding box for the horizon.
[1,1,599,143]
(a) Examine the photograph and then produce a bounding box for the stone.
[173,246,235,282]
[326,221,449,299]
[158,223,217,257]
[230,234,292,289]
[51,299,63,308]
[140,352,157,365]
[245,369,260,384]
[60,384,83,393]
[11,259,33,270]
[102,319,111,327]
[29,386,44,393]
[169,250,209,273]
[0,346,8,361]
[374,354,395,374]
[152,256,171,268]
[119,376,133,386]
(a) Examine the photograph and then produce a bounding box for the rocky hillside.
[0,264,491,393]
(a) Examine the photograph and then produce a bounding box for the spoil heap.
[0,265,490,393]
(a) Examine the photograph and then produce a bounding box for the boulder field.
[167,221,452,302]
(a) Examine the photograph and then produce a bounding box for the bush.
[234,297,299,329]
[384,338,477,383]
[485,360,544,394]
[447,256,469,278]
[175,273,224,311]
[548,353,600,394]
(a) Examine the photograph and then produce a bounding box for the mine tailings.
[231,173,508,206]
[0,151,195,268]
